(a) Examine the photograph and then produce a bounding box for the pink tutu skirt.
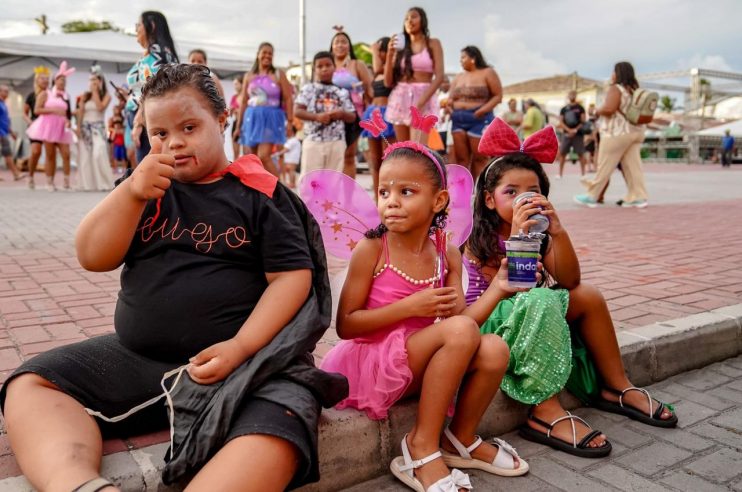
[320,327,416,420]
[386,82,439,126]
[26,114,73,145]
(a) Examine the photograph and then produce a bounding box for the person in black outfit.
[557,90,587,178]
[1,64,345,492]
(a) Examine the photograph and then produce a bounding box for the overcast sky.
[2,0,739,84]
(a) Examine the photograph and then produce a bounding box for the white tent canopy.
[0,31,250,161]
[0,31,252,81]
[695,119,742,137]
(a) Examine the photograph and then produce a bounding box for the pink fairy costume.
[26,61,75,144]
[302,106,474,420]
[386,49,439,126]
[26,61,75,145]
[320,235,441,420]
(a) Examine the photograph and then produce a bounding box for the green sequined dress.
[480,288,572,405]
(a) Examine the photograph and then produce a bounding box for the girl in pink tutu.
[26,61,75,191]
[320,142,528,491]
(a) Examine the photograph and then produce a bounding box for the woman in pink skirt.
[26,61,75,191]
[384,7,444,144]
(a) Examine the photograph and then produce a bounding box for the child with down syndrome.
[462,118,677,458]
[1,64,346,492]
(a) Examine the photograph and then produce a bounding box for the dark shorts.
[0,135,11,157]
[231,119,240,143]
[0,334,316,489]
[451,108,494,138]
[113,144,127,161]
[560,133,585,155]
[29,138,43,146]
[344,115,362,148]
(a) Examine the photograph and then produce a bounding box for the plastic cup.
[394,33,406,50]
[513,191,549,234]
[505,238,540,288]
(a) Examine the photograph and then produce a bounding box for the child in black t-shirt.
[1,64,343,491]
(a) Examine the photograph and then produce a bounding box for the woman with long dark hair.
[75,67,114,191]
[330,29,371,178]
[575,61,649,208]
[448,45,502,177]
[234,42,293,176]
[384,7,445,144]
[127,10,178,163]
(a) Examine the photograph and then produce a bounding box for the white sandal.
[390,434,472,492]
[441,428,529,477]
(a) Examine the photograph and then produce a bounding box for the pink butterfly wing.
[359,119,381,138]
[371,108,387,132]
[420,114,438,133]
[298,170,380,259]
[409,105,438,133]
[444,164,474,246]
[409,105,422,128]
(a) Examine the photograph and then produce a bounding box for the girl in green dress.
[462,152,678,458]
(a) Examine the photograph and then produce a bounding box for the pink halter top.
[359,235,441,342]
[401,48,434,74]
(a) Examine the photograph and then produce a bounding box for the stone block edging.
[1,304,740,491]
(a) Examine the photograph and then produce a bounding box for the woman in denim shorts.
[448,46,503,177]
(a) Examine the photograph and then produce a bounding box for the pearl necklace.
[374,263,448,286]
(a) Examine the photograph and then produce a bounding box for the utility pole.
[299,0,306,85]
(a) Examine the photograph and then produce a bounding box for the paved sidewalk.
[345,355,742,491]
[0,164,741,489]
[2,170,742,370]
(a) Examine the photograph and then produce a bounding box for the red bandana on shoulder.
[207,154,278,198]
[150,154,278,224]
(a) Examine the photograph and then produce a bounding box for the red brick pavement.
[314,200,742,359]
[1,198,740,378]
[0,177,741,468]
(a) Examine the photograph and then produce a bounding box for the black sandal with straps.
[72,477,115,492]
[519,410,612,458]
[593,386,678,428]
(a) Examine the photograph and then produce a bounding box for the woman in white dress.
[76,69,114,191]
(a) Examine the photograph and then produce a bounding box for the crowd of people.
[3,6,658,208]
[0,7,684,492]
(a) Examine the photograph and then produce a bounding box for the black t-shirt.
[114,176,313,361]
[560,103,585,129]
[25,92,37,121]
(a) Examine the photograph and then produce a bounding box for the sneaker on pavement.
[573,194,598,208]
[621,200,648,208]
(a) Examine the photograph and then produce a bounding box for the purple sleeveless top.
[248,74,281,108]
[463,239,506,306]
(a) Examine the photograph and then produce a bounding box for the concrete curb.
[1,304,741,491]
